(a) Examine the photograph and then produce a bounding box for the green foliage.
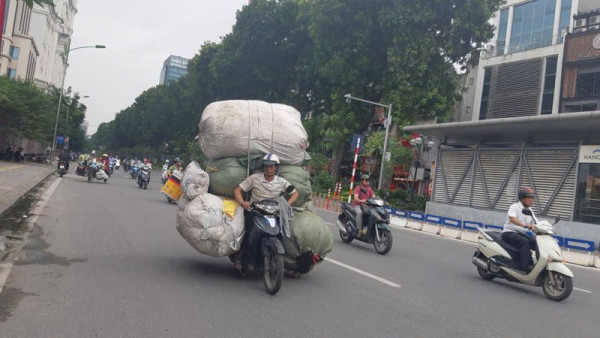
[307,152,330,174]
[90,0,502,175]
[313,171,336,193]
[383,189,427,212]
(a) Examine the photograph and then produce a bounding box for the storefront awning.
[403,110,600,144]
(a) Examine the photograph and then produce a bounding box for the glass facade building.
[159,55,189,85]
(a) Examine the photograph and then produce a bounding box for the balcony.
[481,34,565,59]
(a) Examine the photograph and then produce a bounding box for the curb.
[0,166,54,216]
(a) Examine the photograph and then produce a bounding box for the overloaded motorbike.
[130,164,139,179]
[472,209,573,301]
[236,185,296,295]
[137,164,151,189]
[87,163,109,183]
[337,192,393,255]
[58,160,68,177]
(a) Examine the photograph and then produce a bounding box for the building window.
[3,0,9,35]
[510,0,556,53]
[558,0,572,43]
[9,46,20,60]
[497,8,509,55]
[7,68,17,79]
[576,72,600,98]
[575,163,600,224]
[540,56,557,115]
[479,67,492,120]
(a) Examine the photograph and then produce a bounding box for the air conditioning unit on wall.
[589,24,600,31]
[574,27,588,33]
[589,16,600,25]
[574,18,587,28]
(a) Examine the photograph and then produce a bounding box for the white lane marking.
[324,257,401,288]
[574,287,593,294]
[0,177,62,295]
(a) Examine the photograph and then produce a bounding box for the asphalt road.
[0,170,599,337]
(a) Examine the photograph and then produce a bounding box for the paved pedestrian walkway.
[0,161,54,216]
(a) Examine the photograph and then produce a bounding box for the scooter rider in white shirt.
[502,187,537,271]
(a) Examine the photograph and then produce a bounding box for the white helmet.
[263,153,280,166]
[91,150,96,155]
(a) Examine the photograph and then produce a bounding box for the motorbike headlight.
[254,203,279,215]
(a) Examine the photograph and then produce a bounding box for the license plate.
[267,217,277,228]
[59,165,65,169]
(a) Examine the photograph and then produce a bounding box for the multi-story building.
[29,0,77,90]
[159,55,189,85]
[405,0,600,251]
[0,0,39,82]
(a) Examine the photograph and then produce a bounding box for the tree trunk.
[331,143,347,182]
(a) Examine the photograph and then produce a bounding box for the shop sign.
[579,145,600,163]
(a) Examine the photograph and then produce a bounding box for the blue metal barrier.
[485,224,504,231]
[462,221,481,231]
[384,206,394,215]
[425,214,442,224]
[551,235,564,247]
[409,212,425,221]
[394,210,408,218]
[442,218,462,229]
[564,238,595,252]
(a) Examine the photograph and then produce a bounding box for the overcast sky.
[66,0,249,134]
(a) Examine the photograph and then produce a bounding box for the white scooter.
[472,209,573,301]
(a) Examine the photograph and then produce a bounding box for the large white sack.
[180,161,210,199]
[197,100,310,165]
[176,193,245,257]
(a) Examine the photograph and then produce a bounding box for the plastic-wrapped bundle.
[281,210,333,273]
[197,101,310,165]
[278,165,312,207]
[180,161,210,199]
[176,193,245,257]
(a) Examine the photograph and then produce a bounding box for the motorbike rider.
[231,154,299,270]
[101,154,110,172]
[57,151,70,172]
[353,174,375,236]
[502,187,537,271]
[167,158,183,178]
[161,159,170,183]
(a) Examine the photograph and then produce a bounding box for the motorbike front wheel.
[339,229,354,243]
[263,243,284,295]
[542,272,573,302]
[374,229,393,255]
[477,266,496,281]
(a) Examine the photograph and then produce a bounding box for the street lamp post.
[50,45,105,165]
[344,94,392,190]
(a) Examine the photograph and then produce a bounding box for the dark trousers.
[242,211,264,268]
[502,232,536,270]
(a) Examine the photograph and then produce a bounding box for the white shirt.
[503,202,535,234]
[238,173,291,202]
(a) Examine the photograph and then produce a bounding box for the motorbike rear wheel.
[143,181,148,190]
[374,229,393,255]
[477,266,496,281]
[542,272,573,302]
[263,243,284,295]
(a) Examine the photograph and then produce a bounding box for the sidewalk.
[0,161,54,216]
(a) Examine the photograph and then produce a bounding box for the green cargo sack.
[278,165,312,207]
[205,157,248,198]
[281,210,333,273]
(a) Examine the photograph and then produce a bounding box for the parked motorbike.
[137,165,151,189]
[237,185,296,295]
[87,164,108,184]
[337,194,393,255]
[58,160,67,177]
[130,165,139,179]
[472,209,573,301]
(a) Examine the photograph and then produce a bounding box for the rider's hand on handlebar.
[241,201,251,210]
[525,223,534,230]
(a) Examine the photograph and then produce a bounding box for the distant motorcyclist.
[353,174,374,236]
[167,157,183,178]
[502,187,537,271]
[161,159,170,183]
[232,154,298,270]
[101,154,110,172]
[57,151,70,172]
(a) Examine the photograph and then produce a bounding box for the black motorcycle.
[238,185,295,295]
[337,194,393,255]
[58,160,68,177]
[137,165,151,190]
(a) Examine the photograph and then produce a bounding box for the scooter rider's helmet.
[91,150,96,155]
[361,174,370,181]
[518,187,535,200]
[262,153,280,167]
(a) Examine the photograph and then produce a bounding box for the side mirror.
[522,209,532,216]
[554,215,561,224]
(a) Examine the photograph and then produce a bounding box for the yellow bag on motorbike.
[162,173,182,201]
